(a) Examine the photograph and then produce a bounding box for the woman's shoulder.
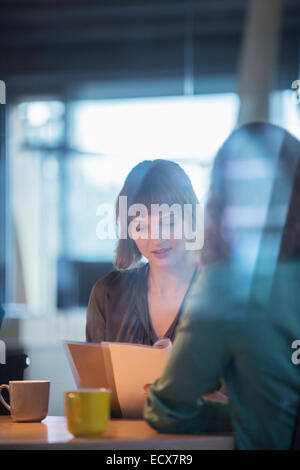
[91,262,149,296]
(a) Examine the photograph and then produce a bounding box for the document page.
[105,339,172,418]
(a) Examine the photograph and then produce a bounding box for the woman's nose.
[149,222,167,241]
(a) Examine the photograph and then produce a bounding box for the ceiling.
[0,0,299,98]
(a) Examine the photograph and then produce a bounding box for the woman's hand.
[143,384,152,396]
[202,391,229,404]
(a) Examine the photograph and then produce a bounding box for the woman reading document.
[86,159,202,345]
[84,158,226,416]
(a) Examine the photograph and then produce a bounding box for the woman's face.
[130,211,188,268]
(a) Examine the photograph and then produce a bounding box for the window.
[7,92,239,315]
[68,94,239,260]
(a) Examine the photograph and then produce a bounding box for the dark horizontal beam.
[0,17,247,48]
[0,0,298,25]
[0,0,248,23]
[0,1,298,49]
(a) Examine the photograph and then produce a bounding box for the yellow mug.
[65,388,111,437]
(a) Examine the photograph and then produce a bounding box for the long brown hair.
[114,159,199,269]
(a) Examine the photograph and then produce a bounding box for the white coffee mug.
[0,380,50,422]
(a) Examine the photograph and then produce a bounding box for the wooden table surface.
[0,415,234,450]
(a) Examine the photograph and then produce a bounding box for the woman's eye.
[136,223,146,232]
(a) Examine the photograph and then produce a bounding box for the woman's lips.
[151,248,172,258]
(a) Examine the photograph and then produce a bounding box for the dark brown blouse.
[85,263,200,345]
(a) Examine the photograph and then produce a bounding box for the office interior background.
[0,0,300,415]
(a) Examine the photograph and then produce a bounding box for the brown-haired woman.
[86,159,202,345]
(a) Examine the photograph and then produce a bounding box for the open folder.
[63,338,172,419]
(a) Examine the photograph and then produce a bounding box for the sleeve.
[85,281,106,343]
[143,309,232,434]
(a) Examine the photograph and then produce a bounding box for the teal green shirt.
[144,262,300,450]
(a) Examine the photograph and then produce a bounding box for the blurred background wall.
[0,0,299,415]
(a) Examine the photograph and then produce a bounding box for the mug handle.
[0,384,11,412]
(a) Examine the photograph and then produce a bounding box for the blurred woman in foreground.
[144,123,300,450]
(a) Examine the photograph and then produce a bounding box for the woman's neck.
[148,260,196,297]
